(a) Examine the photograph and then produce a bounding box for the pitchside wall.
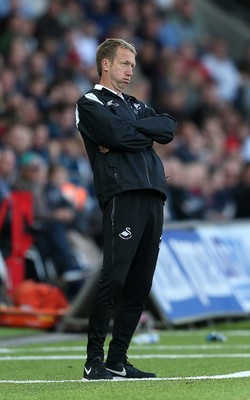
[152,220,250,326]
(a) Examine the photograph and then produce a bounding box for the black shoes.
[106,359,156,379]
[83,357,156,380]
[83,357,113,380]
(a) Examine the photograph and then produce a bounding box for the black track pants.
[86,190,164,363]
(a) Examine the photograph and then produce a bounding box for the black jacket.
[76,86,176,209]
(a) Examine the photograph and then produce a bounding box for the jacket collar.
[94,84,125,100]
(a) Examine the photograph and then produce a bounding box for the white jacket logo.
[107,100,119,107]
[134,103,141,110]
[133,103,141,114]
[119,227,132,240]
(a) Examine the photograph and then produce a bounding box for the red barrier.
[0,191,33,296]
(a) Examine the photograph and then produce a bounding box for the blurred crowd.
[1,0,250,297]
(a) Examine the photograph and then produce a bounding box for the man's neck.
[95,84,124,98]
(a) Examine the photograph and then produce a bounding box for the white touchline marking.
[1,371,250,383]
[1,354,250,361]
[1,344,250,353]
[160,330,250,336]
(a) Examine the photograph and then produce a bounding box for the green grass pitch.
[0,327,250,400]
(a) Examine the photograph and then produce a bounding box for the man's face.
[0,150,15,177]
[105,47,136,93]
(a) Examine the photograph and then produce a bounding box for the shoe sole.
[82,377,113,381]
[82,376,157,381]
[107,372,156,379]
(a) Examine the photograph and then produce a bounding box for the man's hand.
[99,145,110,154]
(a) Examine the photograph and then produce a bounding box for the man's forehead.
[116,47,136,59]
[116,47,135,57]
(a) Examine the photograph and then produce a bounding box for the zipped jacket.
[76,86,176,209]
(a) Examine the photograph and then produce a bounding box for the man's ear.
[102,59,109,72]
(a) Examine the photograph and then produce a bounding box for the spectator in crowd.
[115,0,141,32]
[190,80,222,127]
[163,156,189,221]
[35,0,64,40]
[219,105,245,157]
[84,0,116,39]
[158,0,202,51]
[201,36,242,103]
[173,120,208,163]
[3,124,33,160]
[179,161,208,220]
[200,116,227,168]
[0,147,16,200]
[237,42,250,122]
[73,21,99,66]
[241,128,250,162]
[232,162,250,218]
[59,137,91,184]
[31,123,51,163]
[220,157,243,219]
[205,166,235,221]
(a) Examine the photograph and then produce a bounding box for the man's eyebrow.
[122,60,136,67]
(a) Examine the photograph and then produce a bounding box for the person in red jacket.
[76,38,176,380]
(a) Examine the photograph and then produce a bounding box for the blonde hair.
[96,38,137,77]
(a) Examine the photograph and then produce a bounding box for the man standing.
[75,38,176,380]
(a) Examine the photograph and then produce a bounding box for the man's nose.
[126,66,133,76]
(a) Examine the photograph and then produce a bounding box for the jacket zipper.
[125,98,137,121]
[111,196,116,265]
[125,98,152,187]
[112,167,118,179]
